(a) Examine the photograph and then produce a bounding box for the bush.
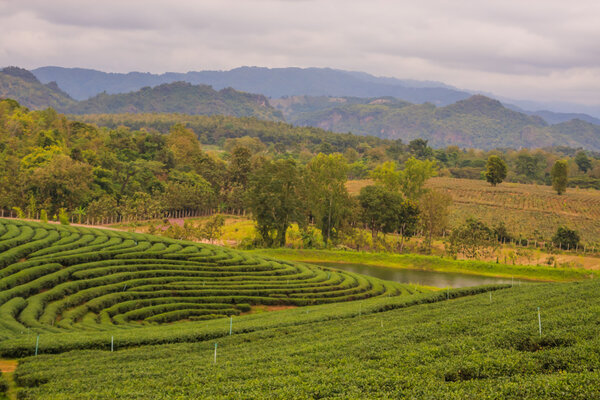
[58,208,69,225]
[552,226,580,250]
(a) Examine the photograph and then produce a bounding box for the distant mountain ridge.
[2,67,600,150]
[0,67,283,121]
[0,67,75,110]
[273,95,600,150]
[68,82,283,120]
[32,66,472,105]
[31,66,600,123]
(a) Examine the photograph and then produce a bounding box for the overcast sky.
[1,0,599,106]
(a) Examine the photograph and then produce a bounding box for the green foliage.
[40,209,48,223]
[246,159,305,247]
[200,215,226,243]
[305,154,351,243]
[448,218,499,259]
[370,161,401,191]
[358,185,405,238]
[551,160,568,195]
[11,207,24,219]
[485,155,508,186]
[574,151,592,173]
[58,208,69,225]
[399,157,438,199]
[0,371,7,394]
[419,189,452,251]
[552,226,580,250]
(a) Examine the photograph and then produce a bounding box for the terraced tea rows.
[0,219,411,339]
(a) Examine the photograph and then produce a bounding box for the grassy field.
[11,279,600,399]
[348,177,600,243]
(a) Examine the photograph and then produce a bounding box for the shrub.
[552,226,580,250]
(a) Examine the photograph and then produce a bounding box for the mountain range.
[271,95,600,149]
[1,66,600,150]
[31,66,600,124]
[0,67,282,121]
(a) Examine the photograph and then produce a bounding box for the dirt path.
[0,360,17,373]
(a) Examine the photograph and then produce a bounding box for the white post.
[214,343,217,364]
[537,307,542,337]
[111,336,114,352]
[229,317,232,335]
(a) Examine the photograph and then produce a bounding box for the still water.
[313,262,518,288]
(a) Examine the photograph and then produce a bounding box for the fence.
[0,207,246,226]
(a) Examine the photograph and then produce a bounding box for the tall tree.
[419,190,452,252]
[551,160,568,195]
[484,155,507,186]
[305,153,351,244]
[358,185,404,239]
[399,158,438,200]
[396,199,420,252]
[574,151,592,173]
[246,159,304,247]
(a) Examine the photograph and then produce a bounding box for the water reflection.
[313,262,518,288]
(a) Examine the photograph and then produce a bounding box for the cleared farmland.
[347,177,600,243]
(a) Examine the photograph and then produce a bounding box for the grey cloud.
[1,0,599,106]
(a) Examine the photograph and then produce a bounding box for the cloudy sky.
[1,0,599,107]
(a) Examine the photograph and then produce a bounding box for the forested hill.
[0,67,76,110]
[0,69,283,121]
[275,95,600,150]
[67,82,284,120]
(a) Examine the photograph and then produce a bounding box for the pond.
[313,262,519,288]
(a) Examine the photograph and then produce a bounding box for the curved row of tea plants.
[0,218,414,340]
[12,278,600,399]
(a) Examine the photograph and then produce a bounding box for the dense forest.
[1,99,599,248]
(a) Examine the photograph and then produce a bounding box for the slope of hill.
[66,82,284,120]
[282,94,600,150]
[0,218,411,345]
[9,265,600,398]
[33,66,472,105]
[0,67,75,110]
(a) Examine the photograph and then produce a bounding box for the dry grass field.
[347,177,600,244]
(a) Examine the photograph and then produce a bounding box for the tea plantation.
[0,218,420,339]
[1,218,598,399]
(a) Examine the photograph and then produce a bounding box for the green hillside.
[280,95,600,151]
[0,218,598,398]
[0,218,412,346]
[68,82,284,120]
[1,69,284,121]
[9,266,600,399]
[0,67,75,111]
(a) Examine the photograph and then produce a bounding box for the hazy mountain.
[67,82,284,120]
[504,103,600,125]
[4,66,600,150]
[32,66,471,105]
[0,67,75,110]
[278,94,600,150]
